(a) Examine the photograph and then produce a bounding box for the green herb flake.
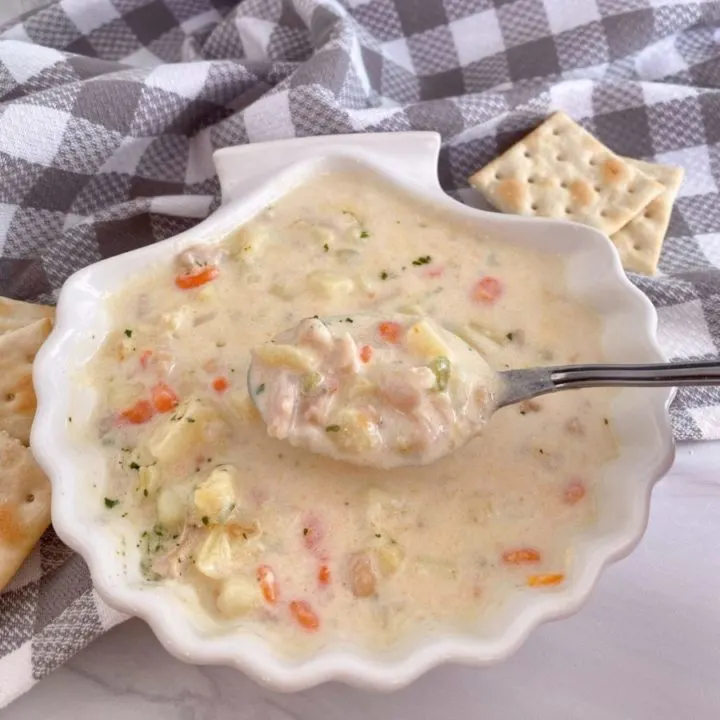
[186,417,196,423]
[104,497,119,509]
[325,424,341,433]
[344,317,353,323]
[506,332,514,342]
[323,243,329,252]
[143,489,149,497]
[380,271,388,280]
[412,255,432,266]
[256,383,266,395]
[604,418,610,425]
[124,329,133,338]
[201,516,209,526]
[375,533,382,538]
[303,527,309,536]
[129,461,140,470]
[67,416,72,423]
[360,230,370,239]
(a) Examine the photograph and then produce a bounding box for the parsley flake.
[201,516,209,526]
[325,424,341,432]
[129,461,140,470]
[124,329,133,338]
[104,497,119,509]
[380,271,388,280]
[360,230,370,239]
[256,384,266,395]
[412,255,432,266]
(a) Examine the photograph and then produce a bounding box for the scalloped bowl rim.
[31,134,675,692]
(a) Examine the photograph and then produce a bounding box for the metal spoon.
[248,315,719,468]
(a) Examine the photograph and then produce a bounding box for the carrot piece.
[359,344,373,363]
[151,382,179,413]
[318,564,331,586]
[139,350,153,369]
[120,399,154,425]
[527,573,564,587]
[472,276,502,303]
[564,481,586,505]
[257,565,279,605]
[212,376,230,393]
[378,321,402,344]
[175,265,219,290]
[289,600,320,631]
[502,548,541,565]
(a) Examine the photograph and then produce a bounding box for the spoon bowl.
[249,314,720,469]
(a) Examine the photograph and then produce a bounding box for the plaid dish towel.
[1,0,720,707]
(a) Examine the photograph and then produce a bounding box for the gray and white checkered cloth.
[1,0,719,706]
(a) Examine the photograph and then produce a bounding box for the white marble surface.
[3,442,719,719]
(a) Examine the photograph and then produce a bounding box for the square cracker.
[0,318,52,445]
[0,297,54,336]
[610,158,684,276]
[0,431,51,591]
[469,111,665,235]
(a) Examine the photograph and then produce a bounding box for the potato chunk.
[216,576,262,617]
[194,465,238,523]
[405,320,451,359]
[147,397,223,464]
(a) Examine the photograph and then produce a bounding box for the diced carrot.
[472,276,502,303]
[502,548,541,565]
[151,382,179,413]
[257,565,279,604]
[564,481,586,505]
[289,600,320,631]
[527,573,564,587]
[318,564,331,586]
[212,376,230,393]
[359,344,373,363]
[139,350,153,369]
[378,321,402,344]
[175,265,219,290]
[120,399,154,425]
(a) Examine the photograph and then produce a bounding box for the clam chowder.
[86,170,618,653]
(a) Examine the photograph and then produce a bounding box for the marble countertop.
[4,442,720,719]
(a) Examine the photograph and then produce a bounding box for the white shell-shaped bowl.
[32,132,675,691]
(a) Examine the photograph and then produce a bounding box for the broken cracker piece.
[0,430,51,591]
[0,318,52,445]
[469,111,664,235]
[0,297,54,336]
[610,158,684,276]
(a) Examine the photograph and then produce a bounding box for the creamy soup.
[86,170,618,653]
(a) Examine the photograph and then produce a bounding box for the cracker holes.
[523,150,531,158]
[565,207,573,215]
[528,176,536,184]
[25,493,34,504]
[588,158,598,167]
[556,154,566,162]
[560,181,568,189]
[593,185,601,193]
[627,186,636,194]
[633,244,643,252]
[5,393,14,402]
[495,172,503,181]
[531,203,539,211]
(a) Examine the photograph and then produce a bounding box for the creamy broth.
[86,170,618,653]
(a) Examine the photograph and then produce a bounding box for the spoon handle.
[499,360,720,407]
